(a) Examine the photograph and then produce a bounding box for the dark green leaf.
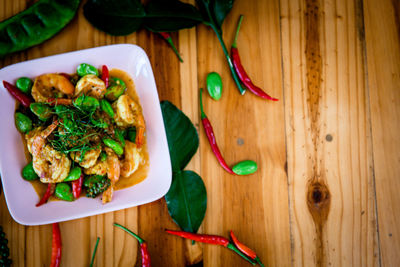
[83,0,145,36]
[144,0,203,32]
[212,0,234,28]
[161,101,199,172]
[165,170,207,233]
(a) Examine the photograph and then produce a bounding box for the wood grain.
[364,0,400,266]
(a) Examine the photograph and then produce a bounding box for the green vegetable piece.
[73,95,100,111]
[90,116,108,129]
[114,128,125,147]
[55,183,74,201]
[14,112,32,133]
[84,175,110,198]
[100,151,107,162]
[103,138,124,156]
[127,127,136,143]
[62,118,76,133]
[105,77,126,101]
[63,167,82,182]
[77,63,99,76]
[16,77,33,94]
[232,160,258,175]
[100,99,114,118]
[30,103,52,121]
[21,162,39,181]
[206,72,223,100]
[54,105,70,118]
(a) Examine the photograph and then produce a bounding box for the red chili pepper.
[72,173,83,198]
[166,229,256,265]
[3,80,33,107]
[36,183,55,207]
[158,32,183,62]
[230,230,264,267]
[114,223,151,267]
[50,223,62,267]
[199,89,234,174]
[101,65,109,88]
[231,15,278,101]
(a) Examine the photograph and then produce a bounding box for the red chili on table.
[199,89,234,174]
[36,183,55,207]
[72,173,83,198]
[231,15,278,101]
[230,230,265,267]
[50,223,62,267]
[114,223,151,267]
[3,80,33,107]
[159,32,183,62]
[101,65,109,88]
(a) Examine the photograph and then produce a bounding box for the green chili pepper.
[55,183,74,201]
[100,99,114,118]
[127,127,136,143]
[16,77,33,94]
[232,160,258,175]
[206,72,223,100]
[103,138,124,156]
[114,128,126,147]
[30,103,52,121]
[21,161,39,181]
[100,151,107,162]
[73,95,100,111]
[77,63,99,76]
[105,77,126,101]
[0,0,80,58]
[63,167,82,182]
[15,112,32,133]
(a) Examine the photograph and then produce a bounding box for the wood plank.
[363,0,400,266]
[280,0,379,266]
[197,1,291,266]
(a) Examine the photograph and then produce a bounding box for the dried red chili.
[3,80,33,107]
[114,223,151,267]
[50,223,62,267]
[101,65,109,88]
[159,32,183,62]
[72,173,83,198]
[199,89,234,174]
[230,230,264,267]
[36,183,55,207]
[231,15,278,101]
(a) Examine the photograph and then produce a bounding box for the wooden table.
[1,0,399,266]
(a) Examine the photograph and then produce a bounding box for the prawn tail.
[135,127,145,148]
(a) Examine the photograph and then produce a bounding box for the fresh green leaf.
[161,101,199,172]
[83,0,145,36]
[144,0,203,32]
[165,170,207,233]
[212,0,234,29]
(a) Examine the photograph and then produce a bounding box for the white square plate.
[0,44,172,225]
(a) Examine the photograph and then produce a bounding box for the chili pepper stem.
[159,32,184,62]
[255,256,265,267]
[114,223,144,244]
[227,243,256,265]
[89,237,100,267]
[199,89,206,119]
[232,15,244,48]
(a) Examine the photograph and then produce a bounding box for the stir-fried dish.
[12,63,147,205]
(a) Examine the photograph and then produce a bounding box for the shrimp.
[84,160,108,176]
[31,120,59,157]
[70,148,101,169]
[120,141,143,177]
[74,75,106,98]
[113,95,146,147]
[102,148,120,204]
[31,74,74,102]
[25,126,43,154]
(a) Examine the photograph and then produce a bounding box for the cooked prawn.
[31,120,59,157]
[74,74,106,98]
[84,160,108,176]
[31,74,74,102]
[70,148,101,169]
[102,148,120,204]
[113,95,146,147]
[120,141,143,177]
[25,126,43,154]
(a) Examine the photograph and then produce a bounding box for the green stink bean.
[206,72,223,100]
[63,167,82,182]
[77,63,99,76]
[90,116,108,128]
[105,78,126,101]
[55,183,74,201]
[100,99,114,118]
[15,112,32,133]
[30,103,52,121]
[0,0,80,58]
[114,128,126,147]
[127,127,136,143]
[100,151,107,162]
[103,138,124,156]
[21,162,38,181]
[16,77,33,94]
[73,95,99,111]
[62,118,76,132]
[232,160,258,175]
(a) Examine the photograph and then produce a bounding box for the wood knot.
[307,181,331,225]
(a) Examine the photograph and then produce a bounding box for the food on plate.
[10,63,148,205]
